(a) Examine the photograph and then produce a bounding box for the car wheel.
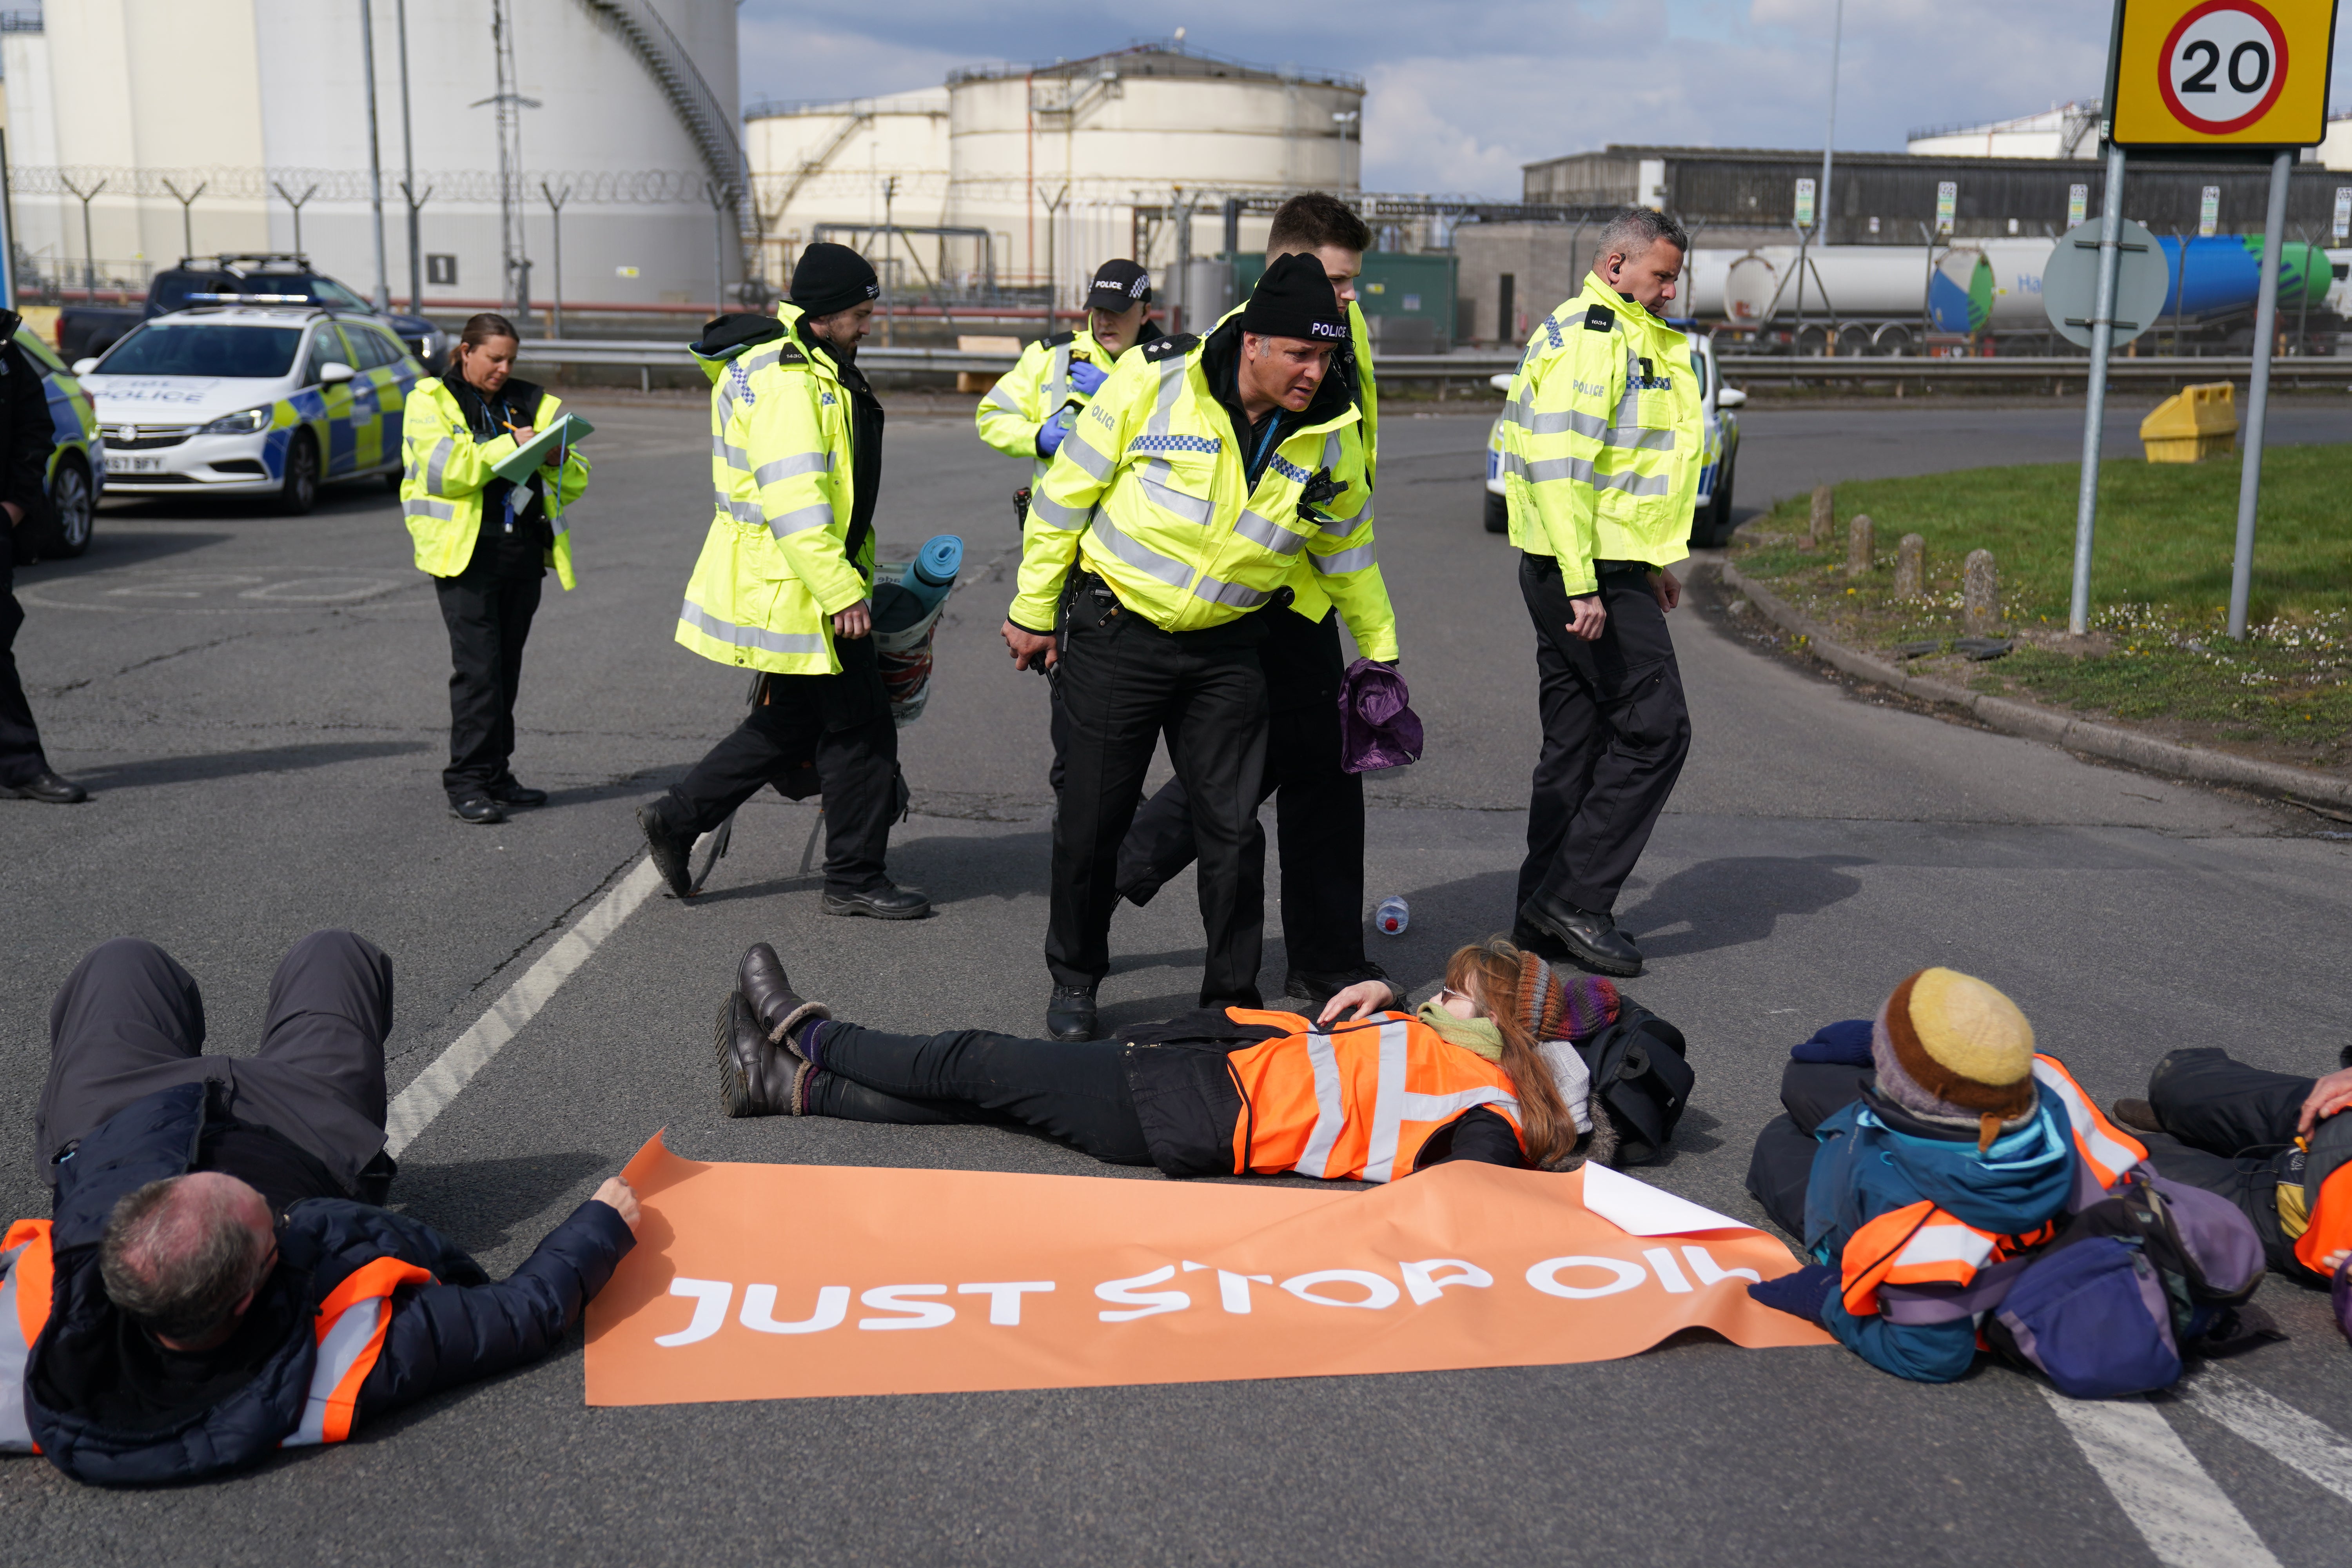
[48,459,94,558]
[1483,490,1508,535]
[277,431,320,516]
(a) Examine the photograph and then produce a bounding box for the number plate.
[117,456,168,474]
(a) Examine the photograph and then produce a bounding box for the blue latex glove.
[1067,359,1108,397]
[1749,1263,1837,1326]
[1034,405,1076,458]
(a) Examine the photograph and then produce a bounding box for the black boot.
[715,989,809,1118]
[1047,984,1099,1042]
[1518,889,1644,978]
[639,802,695,898]
[738,942,830,1044]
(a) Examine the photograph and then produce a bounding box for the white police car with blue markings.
[73,306,423,515]
[1482,328,1744,546]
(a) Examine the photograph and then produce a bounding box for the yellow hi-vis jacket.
[1283,298,1381,636]
[673,306,871,676]
[1011,327,1399,661]
[401,376,590,588]
[974,325,1117,486]
[1502,274,1700,597]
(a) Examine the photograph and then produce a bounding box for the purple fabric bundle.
[1338,658,1423,774]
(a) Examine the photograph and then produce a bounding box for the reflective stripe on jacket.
[674,305,869,675]
[1501,274,1700,596]
[0,1222,425,1456]
[1011,325,1398,659]
[975,327,1107,486]
[1219,1008,1524,1183]
[399,376,588,588]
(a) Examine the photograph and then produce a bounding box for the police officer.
[637,243,927,919]
[400,312,591,825]
[1001,253,1392,1040]
[0,305,79,804]
[976,258,1163,793]
[1110,193,1398,1010]
[1502,208,1699,979]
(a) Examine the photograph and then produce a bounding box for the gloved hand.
[1748,1263,1837,1326]
[1067,359,1108,397]
[1035,405,1076,458]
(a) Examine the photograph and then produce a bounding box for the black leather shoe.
[638,804,695,897]
[488,780,548,808]
[738,941,830,1045]
[821,883,932,920]
[450,795,506,826]
[715,989,808,1118]
[8,770,88,804]
[1047,985,1099,1042]
[1517,889,1644,978]
[1285,963,1399,1012]
[2109,1098,2164,1136]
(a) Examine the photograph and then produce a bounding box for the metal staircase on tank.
[576,0,749,225]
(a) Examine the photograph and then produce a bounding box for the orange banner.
[584,1134,1832,1406]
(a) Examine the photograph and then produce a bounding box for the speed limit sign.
[2110,0,2335,146]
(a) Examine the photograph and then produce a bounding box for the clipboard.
[491,412,593,483]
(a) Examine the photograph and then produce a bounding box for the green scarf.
[1417,998,1504,1062]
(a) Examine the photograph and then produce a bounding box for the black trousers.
[434,566,542,801]
[2142,1047,2319,1282]
[1516,554,1692,916]
[1745,1061,1872,1238]
[810,1020,1151,1165]
[1049,606,1269,1006]
[1114,609,1367,978]
[660,642,900,895]
[0,523,53,787]
[34,932,394,1195]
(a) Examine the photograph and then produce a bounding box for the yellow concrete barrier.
[2139,382,2238,463]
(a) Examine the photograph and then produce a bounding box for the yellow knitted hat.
[1873,967,2037,1147]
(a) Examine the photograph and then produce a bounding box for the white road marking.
[2174,1365,2352,1506]
[2041,1387,2283,1567]
[385,856,663,1156]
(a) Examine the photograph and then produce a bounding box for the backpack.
[1573,1001,1693,1166]
[1982,1167,2271,1399]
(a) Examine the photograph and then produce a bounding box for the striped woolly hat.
[1873,967,2039,1150]
[1514,955,1620,1044]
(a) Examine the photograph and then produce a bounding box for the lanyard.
[1248,411,1286,485]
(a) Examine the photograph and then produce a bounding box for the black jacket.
[0,310,56,531]
[24,1082,633,1486]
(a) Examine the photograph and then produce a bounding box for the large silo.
[743,91,951,287]
[944,45,1363,313]
[5,0,743,316]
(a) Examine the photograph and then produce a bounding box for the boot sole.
[638,807,693,898]
[715,995,757,1118]
[1524,908,1644,978]
[822,897,931,920]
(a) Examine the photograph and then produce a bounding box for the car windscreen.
[147,274,227,312]
[97,322,305,378]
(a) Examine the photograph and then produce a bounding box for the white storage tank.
[744,91,951,284]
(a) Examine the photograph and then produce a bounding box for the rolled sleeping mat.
[872,533,965,724]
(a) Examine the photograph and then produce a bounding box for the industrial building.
[745,42,1363,327]
[2,0,744,313]
[1909,100,2352,169]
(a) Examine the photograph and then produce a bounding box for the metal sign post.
[2228,151,2290,639]
[2069,143,2129,637]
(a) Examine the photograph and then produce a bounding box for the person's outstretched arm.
[354,1178,639,1420]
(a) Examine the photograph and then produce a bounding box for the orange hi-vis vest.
[1221,1009,1527,1183]
[2292,1137,2352,1278]
[0,1218,430,1454]
[1838,1055,2149,1318]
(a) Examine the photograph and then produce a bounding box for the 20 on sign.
[2160,0,2290,132]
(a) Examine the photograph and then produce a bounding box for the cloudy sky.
[737,1,2352,197]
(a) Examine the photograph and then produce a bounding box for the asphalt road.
[2,396,2348,1565]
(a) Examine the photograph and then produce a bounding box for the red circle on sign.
[2157,0,2290,134]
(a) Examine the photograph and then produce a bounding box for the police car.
[1482,328,1746,546]
[12,324,105,558]
[74,306,423,515]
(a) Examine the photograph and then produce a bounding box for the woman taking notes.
[400,312,590,824]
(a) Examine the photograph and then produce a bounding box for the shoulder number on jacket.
[1140,334,1199,362]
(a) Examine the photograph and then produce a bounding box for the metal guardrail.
[514,338,2352,390]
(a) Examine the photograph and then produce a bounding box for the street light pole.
[396,0,419,310]
[1818,0,1843,246]
[359,0,390,312]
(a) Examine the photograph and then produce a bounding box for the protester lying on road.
[1740,967,2266,1388]
[2112,1048,2352,1288]
[714,936,1675,1181]
[2,933,639,1486]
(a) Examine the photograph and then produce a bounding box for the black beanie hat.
[791,242,880,319]
[1239,252,1348,345]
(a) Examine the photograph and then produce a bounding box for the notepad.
[491,412,593,483]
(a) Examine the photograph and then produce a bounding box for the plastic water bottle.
[1374,897,1410,936]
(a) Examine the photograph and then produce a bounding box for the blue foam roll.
[912,534,963,589]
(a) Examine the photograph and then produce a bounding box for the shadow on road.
[14,530,234,576]
[388,1149,611,1254]
[1620,854,1871,958]
[75,739,427,791]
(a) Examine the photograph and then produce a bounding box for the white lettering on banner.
[1281,1270,1402,1309]
[1643,1248,1695,1294]
[1399,1258,1495,1305]
[1183,1261,1272,1314]
[1097,1266,1191,1322]
[656,1278,733,1346]
[957,1281,1056,1325]
[1682,1247,1761,1287]
[858,1285,955,1330]
[740,1284,850,1335]
[1527,1256,1647,1300]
